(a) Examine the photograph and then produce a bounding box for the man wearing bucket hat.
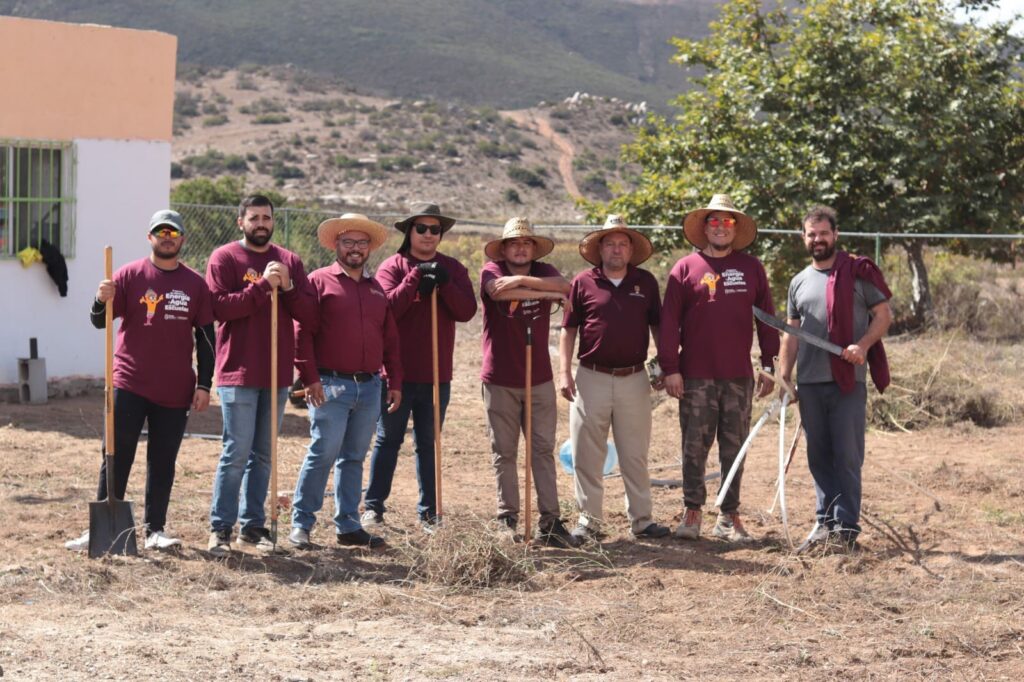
[658,194,780,542]
[287,214,403,549]
[66,210,215,552]
[207,195,317,557]
[558,215,671,543]
[480,217,578,547]
[362,202,476,532]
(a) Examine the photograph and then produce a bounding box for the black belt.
[580,362,645,377]
[317,368,377,383]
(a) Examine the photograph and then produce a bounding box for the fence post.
[875,233,882,264]
[283,208,290,250]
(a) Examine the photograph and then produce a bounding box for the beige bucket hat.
[317,213,389,251]
[484,217,555,261]
[578,214,653,266]
[681,194,757,250]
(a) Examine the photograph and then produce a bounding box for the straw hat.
[317,213,388,251]
[578,214,653,266]
[681,194,757,250]
[484,217,555,261]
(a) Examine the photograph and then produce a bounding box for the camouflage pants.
[678,378,754,514]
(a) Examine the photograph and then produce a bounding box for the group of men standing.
[66,192,891,555]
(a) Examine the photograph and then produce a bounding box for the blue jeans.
[291,374,382,534]
[209,386,288,532]
[364,382,450,520]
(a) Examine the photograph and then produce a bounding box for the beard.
[245,228,273,247]
[340,252,366,269]
[808,240,836,262]
[151,241,182,259]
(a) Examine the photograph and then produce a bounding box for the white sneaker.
[361,510,384,531]
[64,530,90,551]
[144,531,182,550]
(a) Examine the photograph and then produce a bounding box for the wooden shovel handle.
[523,325,533,544]
[431,289,443,520]
[270,286,279,525]
[104,246,114,458]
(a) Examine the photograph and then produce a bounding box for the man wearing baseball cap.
[287,214,403,549]
[480,217,577,547]
[558,215,670,543]
[66,209,215,552]
[362,202,476,533]
[658,195,780,542]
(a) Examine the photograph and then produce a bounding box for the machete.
[752,306,845,357]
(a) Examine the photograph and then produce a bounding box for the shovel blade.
[88,499,138,558]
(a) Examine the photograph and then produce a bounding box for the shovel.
[431,288,444,525]
[269,285,281,551]
[523,325,533,544]
[89,246,138,558]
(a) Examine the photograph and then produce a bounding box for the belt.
[580,362,645,377]
[317,368,377,383]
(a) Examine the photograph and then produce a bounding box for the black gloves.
[416,262,449,295]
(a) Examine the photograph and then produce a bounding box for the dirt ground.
[1,323,1022,681]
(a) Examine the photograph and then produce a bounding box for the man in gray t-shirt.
[778,206,892,551]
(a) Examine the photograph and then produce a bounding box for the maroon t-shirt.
[563,265,661,368]
[206,241,316,388]
[480,260,560,388]
[374,251,477,383]
[658,251,780,379]
[111,257,214,408]
[294,262,403,390]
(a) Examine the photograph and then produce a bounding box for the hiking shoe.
[65,530,90,552]
[633,522,671,539]
[796,522,831,553]
[674,509,703,540]
[336,529,385,548]
[288,527,311,549]
[361,510,384,531]
[713,513,752,542]
[208,529,232,557]
[420,515,440,535]
[537,519,581,548]
[495,516,518,542]
[570,523,603,544]
[238,526,275,552]
[144,531,182,551]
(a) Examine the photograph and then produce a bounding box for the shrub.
[507,166,545,188]
[503,188,521,204]
[174,92,201,118]
[202,114,229,127]
[477,140,520,159]
[253,113,291,125]
[378,155,416,171]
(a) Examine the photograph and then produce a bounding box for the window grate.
[0,139,77,258]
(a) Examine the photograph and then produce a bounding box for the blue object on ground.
[558,438,618,476]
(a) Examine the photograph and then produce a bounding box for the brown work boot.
[674,508,702,540]
[713,512,753,543]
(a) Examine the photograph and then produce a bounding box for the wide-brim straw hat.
[317,213,389,251]
[393,201,456,234]
[681,194,757,250]
[578,214,653,266]
[484,217,555,261]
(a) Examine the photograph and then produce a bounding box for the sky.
[954,0,1024,28]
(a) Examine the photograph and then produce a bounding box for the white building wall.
[0,138,171,385]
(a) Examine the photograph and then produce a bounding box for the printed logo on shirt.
[629,284,646,298]
[700,272,721,302]
[721,268,748,294]
[139,289,165,326]
[162,289,193,321]
[370,288,386,299]
[243,268,262,285]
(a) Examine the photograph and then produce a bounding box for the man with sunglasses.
[362,203,476,533]
[66,210,214,552]
[659,195,779,543]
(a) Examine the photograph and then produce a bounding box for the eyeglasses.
[339,238,371,249]
[413,223,442,235]
[151,228,183,239]
[705,217,737,229]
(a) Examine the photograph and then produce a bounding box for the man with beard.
[288,214,402,549]
[207,195,317,557]
[66,210,214,552]
[659,195,779,543]
[362,203,476,533]
[778,205,892,550]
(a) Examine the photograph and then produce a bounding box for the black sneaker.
[207,529,232,557]
[537,519,581,548]
[336,529,385,548]
[238,526,275,552]
[633,522,671,539]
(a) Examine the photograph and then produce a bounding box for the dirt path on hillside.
[505,110,581,200]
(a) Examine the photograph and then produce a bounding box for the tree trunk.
[904,240,934,330]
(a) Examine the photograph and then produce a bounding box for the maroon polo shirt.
[657,251,780,380]
[480,260,560,388]
[563,265,660,368]
[294,261,402,390]
[111,258,214,408]
[374,250,477,383]
[206,241,317,388]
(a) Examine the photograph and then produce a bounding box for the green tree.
[170,176,287,208]
[595,0,1024,328]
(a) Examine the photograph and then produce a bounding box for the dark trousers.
[798,382,867,533]
[364,381,450,520]
[96,388,189,534]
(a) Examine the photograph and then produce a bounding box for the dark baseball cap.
[149,209,185,235]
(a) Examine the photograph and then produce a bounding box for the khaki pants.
[570,366,653,534]
[481,381,560,524]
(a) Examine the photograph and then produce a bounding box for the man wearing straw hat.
[207,195,317,557]
[659,195,780,542]
[287,214,403,549]
[362,202,476,533]
[558,215,671,543]
[480,217,578,547]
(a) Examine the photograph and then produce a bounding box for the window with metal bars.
[0,140,76,258]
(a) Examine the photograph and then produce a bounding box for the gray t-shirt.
[787,265,887,384]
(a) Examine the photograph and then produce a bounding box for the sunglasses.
[339,238,371,249]
[413,223,442,235]
[151,227,183,239]
[705,217,737,229]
